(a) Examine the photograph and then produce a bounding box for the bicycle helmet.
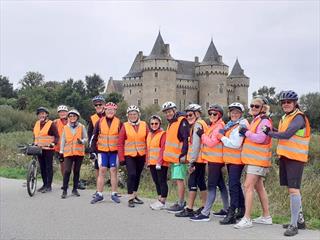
[68,109,80,118]
[208,104,224,116]
[279,90,298,101]
[185,104,202,113]
[105,102,118,110]
[228,102,244,112]
[36,107,49,115]
[254,95,269,105]
[57,105,69,112]
[162,101,177,112]
[127,105,140,113]
[92,95,106,103]
[149,114,162,123]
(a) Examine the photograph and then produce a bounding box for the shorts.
[98,152,118,168]
[171,163,187,180]
[279,156,304,189]
[188,162,207,191]
[246,165,269,177]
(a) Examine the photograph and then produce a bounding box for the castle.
[106,32,249,110]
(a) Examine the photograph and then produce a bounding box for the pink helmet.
[105,102,118,110]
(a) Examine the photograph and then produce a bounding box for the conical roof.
[124,52,144,78]
[201,40,224,65]
[145,32,173,60]
[229,59,248,78]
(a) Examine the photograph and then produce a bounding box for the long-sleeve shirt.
[201,118,224,147]
[221,119,248,149]
[245,116,272,144]
[268,114,305,139]
[59,123,88,154]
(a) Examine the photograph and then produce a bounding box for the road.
[1,177,319,240]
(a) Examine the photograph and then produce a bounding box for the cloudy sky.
[1,0,319,97]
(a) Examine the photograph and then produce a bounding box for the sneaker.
[234,217,253,229]
[111,194,120,203]
[72,189,80,197]
[167,201,186,213]
[284,224,298,237]
[128,199,135,208]
[194,207,204,216]
[189,213,210,222]
[90,194,104,204]
[175,208,195,217]
[133,196,144,204]
[92,191,98,198]
[283,222,306,230]
[252,216,273,225]
[150,200,165,210]
[41,186,52,193]
[235,207,245,220]
[61,190,67,199]
[37,185,46,192]
[213,209,228,218]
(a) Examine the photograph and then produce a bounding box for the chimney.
[195,56,199,64]
[109,76,113,81]
[165,44,170,56]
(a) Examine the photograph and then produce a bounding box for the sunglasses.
[186,113,194,118]
[209,112,218,116]
[281,100,294,105]
[150,122,159,126]
[94,104,103,107]
[250,104,261,109]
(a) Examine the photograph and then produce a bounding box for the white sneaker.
[234,217,253,229]
[150,200,165,210]
[252,216,273,225]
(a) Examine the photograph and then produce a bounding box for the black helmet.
[279,90,298,101]
[208,104,224,116]
[36,107,49,115]
[92,95,106,103]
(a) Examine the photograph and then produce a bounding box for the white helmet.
[68,109,80,118]
[228,102,244,112]
[127,105,140,113]
[185,103,202,113]
[57,105,68,112]
[162,101,177,112]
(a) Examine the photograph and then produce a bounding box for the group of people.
[32,90,310,237]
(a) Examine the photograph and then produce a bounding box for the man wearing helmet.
[162,101,190,213]
[118,105,148,208]
[60,109,87,199]
[263,90,310,237]
[33,107,59,193]
[175,104,208,218]
[90,102,122,204]
[54,105,69,178]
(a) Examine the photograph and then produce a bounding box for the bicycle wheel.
[26,158,38,197]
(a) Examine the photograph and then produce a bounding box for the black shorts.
[94,159,99,170]
[279,156,305,189]
[188,162,207,192]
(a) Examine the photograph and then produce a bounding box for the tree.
[252,86,278,105]
[20,71,44,89]
[85,74,105,98]
[104,92,124,104]
[73,80,86,96]
[300,92,320,131]
[0,75,15,98]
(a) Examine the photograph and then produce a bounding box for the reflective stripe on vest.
[97,117,120,152]
[63,124,85,157]
[223,124,243,165]
[147,131,167,166]
[163,116,185,163]
[124,121,147,157]
[241,115,272,167]
[54,119,67,152]
[187,119,208,163]
[276,109,311,162]
[33,120,54,150]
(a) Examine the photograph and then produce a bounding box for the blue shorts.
[97,152,118,168]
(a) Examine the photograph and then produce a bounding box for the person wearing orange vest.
[33,107,59,193]
[90,102,122,204]
[88,95,106,187]
[54,105,69,177]
[60,109,87,199]
[175,104,207,218]
[217,102,249,225]
[147,115,169,210]
[263,90,310,237]
[190,104,230,222]
[162,101,190,213]
[234,96,273,229]
[118,105,148,208]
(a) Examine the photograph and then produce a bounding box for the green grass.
[0,167,27,179]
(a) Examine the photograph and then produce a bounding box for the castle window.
[138,99,141,107]
[208,93,209,96]
[154,99,158,105]
[129,89,132,95]
[237,96,240,101]
[206,71,209,77]
[155,88,157,92]
[155,72,158,77]
[139,90,141,93]
[219,84,224,94]
[182,89,186,95]
[206,102,209,109]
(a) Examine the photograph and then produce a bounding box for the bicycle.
[18,144,43,197]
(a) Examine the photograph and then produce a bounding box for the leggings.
[63,156,83,190]
[38,150,54,188]
[125,155,145,194]
[149,165,168,198]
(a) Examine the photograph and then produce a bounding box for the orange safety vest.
[146,130,168,166]
[54,118,67,152]
[97,117,120,152]
[201,121,225,164]
[223,124,243,165]
[241,115,272,167]
[163,116,185,164]
[124,121,147,157]
[33,120,55,150]
[276,109,311,162]
[91,114,101,127]
[63,124,85,157]
[187,119,208,164]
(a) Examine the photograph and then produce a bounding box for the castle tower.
[141,32,178,107]
[196,39,229,109]
[227,58,249,106]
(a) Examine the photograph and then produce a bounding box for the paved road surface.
[1,177,319,240]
